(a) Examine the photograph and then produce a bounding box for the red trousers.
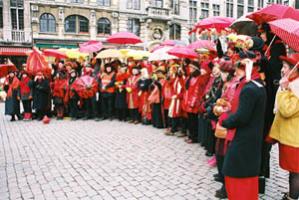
[225,176,258,200]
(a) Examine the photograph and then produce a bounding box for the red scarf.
[19,77,31,96]
[6,77,20,98]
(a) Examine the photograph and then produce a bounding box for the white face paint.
[106,67,112,73]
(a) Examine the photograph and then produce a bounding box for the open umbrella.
[42,49,68,59]
[0,64,18,78]
[26,48,51,77]
[79,40,103,53]
[187,40,216,51]
[247,4,299,24]
[230,14,258,36]
[126,50,150,60]
[148,46,178,61]
[71,75,98,99]
[96,49,123,59]
[106,32,142,44]
[168,46,198,59]
[59,48,88,59]
[269,18,299,52]
[191,16,235,34]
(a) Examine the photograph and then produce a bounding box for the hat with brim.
[189,61,200,71]
[280,54,299,68]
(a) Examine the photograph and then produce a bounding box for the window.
[71,0,82,3]
[97,18,111,35]
[10,0,24,30]
[127,0,140,10]
[213,4,220,16]
[258,0,264,8]
[40,13,56,33]
[226,0,233,17]
[127,18,140,36]
[169,23,181,40]
[170,0,180,15]
[237,0,244,18]
[65,15,89,33]
[283,0,289,5]
[97,0,110,6]
[189,0,197,24]
[200,2,209,19]
[152,0,163,7]
[267,0,275,4]
[277,0,282,4]
[0,0,3,28]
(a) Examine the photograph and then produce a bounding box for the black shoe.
[213,174,220,178]
[82,117,89,120]
[16,114,23,120]
[215,187,227,199]
[214,176,224,183]
[10,116,16,122]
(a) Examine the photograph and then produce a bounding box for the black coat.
[33,79,51,110]
[222,79,267,178]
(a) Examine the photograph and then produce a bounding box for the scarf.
[6,77,20,98]
[19,77,31,96]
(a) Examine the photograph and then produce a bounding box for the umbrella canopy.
[168,46,198,59]
[96,49,123,59]
[71,75,98,99]
[106,32,142,44]
[247,4,299,24]
[0,64,18,78]
[126,50,150,60]
[191,16,235,33]
[26,48,51,77]
[58,48,88,59]
[42,49,68,59]
[79,40,103,53]
[269,18,299,52]
[187,40,216,51]
[230,14,258,36]
[161,40,186,46]
[148,46,178,61]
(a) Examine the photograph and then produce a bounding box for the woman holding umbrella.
[269,54,299,200]
[4,69,21,121]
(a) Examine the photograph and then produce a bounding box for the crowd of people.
[2,23,299,200]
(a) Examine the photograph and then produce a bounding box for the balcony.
[11,30,25,43]
[146,7,170,20]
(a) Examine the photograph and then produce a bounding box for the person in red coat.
[115,65,129,121]
[126,66,141,124]
[19,71,33,120]
[52,71,68,120]
[183,61,211,144]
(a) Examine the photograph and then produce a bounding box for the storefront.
[0,46,32,68]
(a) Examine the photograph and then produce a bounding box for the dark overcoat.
[33,79,51,111]
[222,79,267,178]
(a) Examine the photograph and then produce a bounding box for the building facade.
[0,0,32,66]
[27,0,190,50]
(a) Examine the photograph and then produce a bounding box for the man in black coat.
[32,72,51,120]
[221,59,267,200]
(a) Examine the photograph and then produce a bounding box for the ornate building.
[28,0,189,49]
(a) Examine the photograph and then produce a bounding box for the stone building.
[0,0,32,67]
[28,0,189,49]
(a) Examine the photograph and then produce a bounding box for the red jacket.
[126,74,140,109]
[168,76,185,118]
[162,79,173,109]
[183,74,210,114]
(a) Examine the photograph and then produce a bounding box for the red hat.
[280,53,299,68]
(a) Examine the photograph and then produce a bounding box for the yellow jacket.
[270,90,299,148]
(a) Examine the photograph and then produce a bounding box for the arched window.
[40,13,56,33]
[65,15,89,33]
[169,23,181,40]
[97,18,111,35]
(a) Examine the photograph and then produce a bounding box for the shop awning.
[35,43,78,49]
[0,47,31,56]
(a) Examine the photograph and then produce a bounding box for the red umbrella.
[193,16,235,33]
[106,32,142,44]
[247,4,299,24]
[79,40,103,53]
[71,75,98,99]
[42,49,68,59]
[269,18,299,52]
[26,48,51,77]
[0,64,17,78]
[188,40,216,51]
[168,46,198,59]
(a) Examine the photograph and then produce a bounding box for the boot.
[282,193,296,200]
[215,186,227,199]
[23,113,29,121]
[10,115,16,122]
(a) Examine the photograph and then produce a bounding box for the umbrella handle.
[265,35,276,56]
[286,62,299,79]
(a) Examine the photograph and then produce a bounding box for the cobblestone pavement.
[0,105,288,200]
